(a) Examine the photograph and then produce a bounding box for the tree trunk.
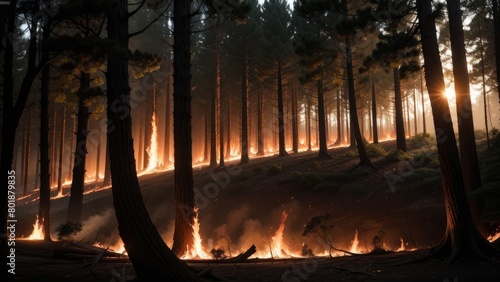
[106,0,202,280]
[306,95,312,152]
[335,89,342,145]
[479,22,491,148]
[491,0,500,101]
[39,22,52,241]
[413,85,418,135]
[257,81,264,155]
[57,105,66,194]
[446,0,485,236]
[50,108,57,187]
[292,80,299,153]
[67,72,90,223]
[95,125,102,182]
[164,57,172,165]
[317,79,329,158]
[23,111,32,196]
[210,77,217,166]
[102,145,111,187]
[345,37,371,166]
[394,67,407,152]
[143,91,153,171]
[372,73,378,144]
[420,71,426,134]
[225,90,231,160]
[416,0,497,263]
[277,64,288,156]
[170,0,196,259]
[240,57,250,164]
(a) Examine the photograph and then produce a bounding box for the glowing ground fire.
[26,215,44,240]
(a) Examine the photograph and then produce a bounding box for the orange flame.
[270,211,288,258]
[349,230,361,254]
[27,215,44,240]
[488,230,500,243]
[182,208,210,259]
[145,111,160,172]
[396,237,405,252]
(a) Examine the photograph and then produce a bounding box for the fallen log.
[53,245,126,259]
[225,245,256,263]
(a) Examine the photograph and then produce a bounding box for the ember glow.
[396,237,405,252]
[487,230,500,243]
[26,215,44,240]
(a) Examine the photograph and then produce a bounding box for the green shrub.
[343,150,357,158]
[409,133,435,147]
[384,149,411,162]
[56,221,83,241]
[267,163,283,176]
[365,143,387,157]
[292,171,324,187]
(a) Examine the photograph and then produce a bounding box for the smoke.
[77,209,119,246]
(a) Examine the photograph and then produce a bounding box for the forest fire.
[26,215,44,240]
[94,239,128,255]
[270,211,288,258]
[144,110,161,172]
[396,237,405,252]
[349,230,361,254]
[182,208,210,259]
[487,230,500,243]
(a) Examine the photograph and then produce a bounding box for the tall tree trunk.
[39,22,52,241]
[335,89,342,145]
[57,105,66,194]
[95,127,102,182]
[225,90,231,159]
[372,73,378,144]
[257,81,264,155]
[394,67,407,152]
[143,91,153,171]
[413,85,418,135]
[479,22,491,148]
[317,79,329,158]
[164,59,172,165]
[492,0,500,101]
[240,57,250,164]
[416,0,497,263]
[292,80,299,153]
[306,95,312,151]
[210,79,217,166]
[102,146,111,187]
[446,0,485,236]
[106,0,201,279]
[171,0,196,258]
[67,73,90,223]
[344,37,371,165]
[50,108,57,187]
[420,71,426,134]
[23,112,32,196]
[277,64,288,156]
[204,107,210,162]
[68,116,76,180]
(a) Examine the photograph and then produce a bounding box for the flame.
[145,111,160,172]
[349,230,361,254]
[270,211,288,258]
[27,215,44,240]
[93,239,128,255]
[488,230,500,242]
[182,208,210,259]
[396,237,405,252]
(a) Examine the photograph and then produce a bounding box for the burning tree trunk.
[102,146,111,187]
[371,73,378,144]
[446,0,485,236]
[240,56,250,164]
[170,0,196,258]
[393,67,407,152]
[257,80,265,155]
[277,63,288,156]
[306,95,312,151]
[39,22,52,241]
[57,105,66,194]
[67,72,90,224]
[106,0,201,280]
[317,78,329,158]
[164,55,172,165]
[291,80,299,153]
[416,0,499,264]
[50,107,57,187]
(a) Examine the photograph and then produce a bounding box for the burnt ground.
[13,137,500,281]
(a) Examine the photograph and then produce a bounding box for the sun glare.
[444,87,455,102]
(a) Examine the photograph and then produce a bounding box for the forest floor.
[14,135,500,281]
